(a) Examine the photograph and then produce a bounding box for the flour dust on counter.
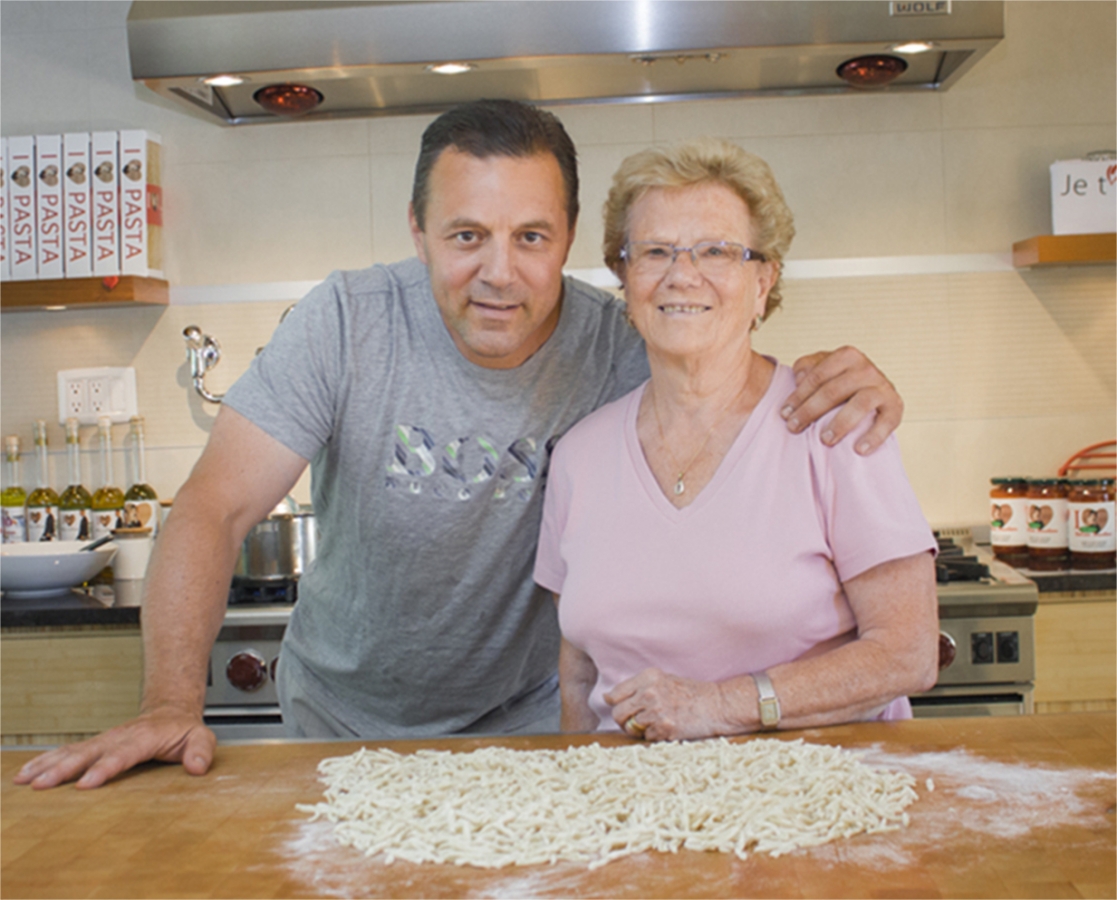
[848,745,1117,869]
[296,738,920,870]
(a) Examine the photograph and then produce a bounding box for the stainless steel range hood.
[127,1,1004,126]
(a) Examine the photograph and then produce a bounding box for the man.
[16,100,903,790]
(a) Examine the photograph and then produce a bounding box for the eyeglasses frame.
[619,240,768,273]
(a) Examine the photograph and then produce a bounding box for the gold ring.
[625,716,646,736]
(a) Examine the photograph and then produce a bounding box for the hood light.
[44,305,67,311]
[426,63,475,75]
[204,74,246,87]
[253,84,324,115]
[891,41,936,54]
[836,54,908,88]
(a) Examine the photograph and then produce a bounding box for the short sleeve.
[533,439,573,594]
[222,274,348,461]
[809,414,936,583]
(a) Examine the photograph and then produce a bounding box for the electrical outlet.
[56,367,138,425]
[64,377,87,418]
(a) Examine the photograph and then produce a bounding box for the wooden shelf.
[1012,232,1116,268]
[0,276,169,312]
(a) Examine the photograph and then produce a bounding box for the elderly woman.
[533,138,938,741]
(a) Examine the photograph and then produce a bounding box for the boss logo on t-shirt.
[386,426,556,502]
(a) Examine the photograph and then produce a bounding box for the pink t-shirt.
[534,363,935,731]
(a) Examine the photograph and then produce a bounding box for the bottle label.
[122,498,160,537]
[2,506,27,543]
[91,508,124,540]
[990,497,1029,547]
[59,509,92,541]
[1069,500,1116,553]
[1026,498,1068,549]
[26,505,60,542]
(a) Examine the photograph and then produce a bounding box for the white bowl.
[0,541,117,599]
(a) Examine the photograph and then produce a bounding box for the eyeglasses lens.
[625,241,762,274]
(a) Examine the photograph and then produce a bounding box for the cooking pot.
[234,498,317,581]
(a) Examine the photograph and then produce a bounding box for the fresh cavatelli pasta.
[297,738,919,869]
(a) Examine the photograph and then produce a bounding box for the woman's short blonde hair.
[603,137,796,320]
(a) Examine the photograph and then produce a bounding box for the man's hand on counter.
[12,708,215,790]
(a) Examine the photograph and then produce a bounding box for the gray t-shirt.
[222,257,649,738]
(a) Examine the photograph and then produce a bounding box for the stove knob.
[938,632,957,670]
[226,650,268,692]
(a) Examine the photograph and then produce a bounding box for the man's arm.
[783,347,903,455]
[13,407,308,789]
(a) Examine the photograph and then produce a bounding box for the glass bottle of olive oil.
[1,435,27,543]
[26,421,60,541]
[59,418,93,541]
[123,416,159,537]
[90,417,125,541]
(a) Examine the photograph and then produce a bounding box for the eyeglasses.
[619,241,768,276]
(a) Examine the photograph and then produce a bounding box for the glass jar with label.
[1068,478,1116,570]
[990,477,1030,565]
[1026,478,1069,570]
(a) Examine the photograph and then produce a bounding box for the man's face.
[410,148,576,369]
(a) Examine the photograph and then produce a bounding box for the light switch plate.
[57,367,138,425]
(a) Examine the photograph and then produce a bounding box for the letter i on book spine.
[63,133,93,278]
[7,135,37,281]
[119,131,163,279]
[91,131,120,277]
[0,137,10,282]
[35,134,64,279]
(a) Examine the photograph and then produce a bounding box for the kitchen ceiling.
[127,0,1005,126]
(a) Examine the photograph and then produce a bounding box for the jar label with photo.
[26,505,59,542]
[1027,498,1068,548]
[1069,500,1116,552]
[59,509,91,541]
[91,508,124,540]
[991,498,1029,547]
[1,506,27,543]
[122,498,160,538]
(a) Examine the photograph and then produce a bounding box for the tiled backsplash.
[1,0,1114,525]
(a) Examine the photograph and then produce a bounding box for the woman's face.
[622,182,775,363]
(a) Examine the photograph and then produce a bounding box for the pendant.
[674,475,686,495]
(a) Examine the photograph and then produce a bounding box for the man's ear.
[408,202,428,264]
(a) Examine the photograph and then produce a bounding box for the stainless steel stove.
[910,534,1038,717]
[203,580,295,739]
[203,534,1041,737]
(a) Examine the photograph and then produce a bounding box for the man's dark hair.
[411,99,579,231]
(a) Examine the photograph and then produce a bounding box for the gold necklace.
[650,377,751,496]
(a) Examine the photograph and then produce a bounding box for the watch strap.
[752,671,781,729]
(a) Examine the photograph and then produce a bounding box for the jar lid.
[990,477,1029,484]
[1030,478,1060,485]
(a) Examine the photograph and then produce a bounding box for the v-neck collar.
[624,362,783,522]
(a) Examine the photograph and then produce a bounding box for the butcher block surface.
[2,713,1114,899]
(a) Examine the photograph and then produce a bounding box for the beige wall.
[1,0,1114,524]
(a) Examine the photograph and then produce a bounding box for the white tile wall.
[2,0,1114,526]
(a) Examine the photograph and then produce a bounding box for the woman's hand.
[784,347,903,455]
[605,669,732,742]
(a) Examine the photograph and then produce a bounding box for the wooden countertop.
[2,713,1114,899]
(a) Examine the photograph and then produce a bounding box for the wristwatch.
[751,671,781,729]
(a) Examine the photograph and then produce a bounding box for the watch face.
[760,700,780,728]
